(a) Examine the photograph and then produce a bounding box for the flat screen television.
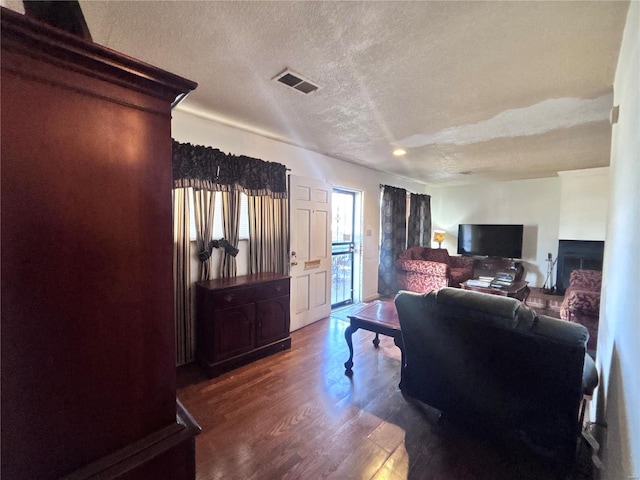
[457,224,523,259]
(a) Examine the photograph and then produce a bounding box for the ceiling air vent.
[273,69,321,94]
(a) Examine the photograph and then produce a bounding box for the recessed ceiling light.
[393,148,407,157]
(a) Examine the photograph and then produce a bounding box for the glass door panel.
[332,190,355,308]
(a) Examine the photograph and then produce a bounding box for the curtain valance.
[172,140,288,198]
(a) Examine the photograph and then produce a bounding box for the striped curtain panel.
[407,193,432,247]
[173,188,193,365]
[378,185,407,296]
[172,140,289,365]
[192,188,216,281]
[248,195,289,274]
[221,190,240,278]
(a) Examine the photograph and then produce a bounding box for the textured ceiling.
[47,1,630,185]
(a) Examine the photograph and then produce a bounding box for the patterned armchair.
[396,246,474,294]
[560,269,602,351]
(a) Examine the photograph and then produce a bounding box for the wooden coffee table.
[461,279,530,303]
[343,300,404,376]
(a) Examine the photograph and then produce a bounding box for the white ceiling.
[18,1,631,186]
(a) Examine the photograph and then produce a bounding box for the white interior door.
[289,175,332,331]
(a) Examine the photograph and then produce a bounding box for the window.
[189,189,249,242]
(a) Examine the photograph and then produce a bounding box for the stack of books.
[492,271,515,287]
[467,273,515,289]
[466,276,495,288]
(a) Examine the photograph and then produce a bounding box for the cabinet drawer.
[211,288,256,309]
[254,279,290,302]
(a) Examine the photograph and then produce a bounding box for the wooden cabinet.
[196,273,291,377]
[1,7,198,479]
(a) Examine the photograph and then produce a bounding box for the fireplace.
[556,240,604,294]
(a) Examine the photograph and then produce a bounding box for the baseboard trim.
[61,400,201,480]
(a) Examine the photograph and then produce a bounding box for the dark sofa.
[395,288,598,465]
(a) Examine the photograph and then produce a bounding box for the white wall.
[431,169,611,288]
[430,177,561,287]
[558,167,610,240]
[596,2,639,479]
[171,108,428,302]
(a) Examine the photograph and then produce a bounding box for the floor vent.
[273,69,321,94]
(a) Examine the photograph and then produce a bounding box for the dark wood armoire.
[1,7,199,479]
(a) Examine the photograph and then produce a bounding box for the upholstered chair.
[560,269,602,351]
[396,246,474,293]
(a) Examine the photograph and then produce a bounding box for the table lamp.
[433,230,445,248]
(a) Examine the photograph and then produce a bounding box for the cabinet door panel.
[256,296,290,347]
[214,304,255,361]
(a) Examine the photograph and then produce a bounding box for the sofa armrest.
[582,353,598,396]
[395,259,448,276]
[566,290,601,317]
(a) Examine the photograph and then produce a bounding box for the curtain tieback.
[198,238,239,262]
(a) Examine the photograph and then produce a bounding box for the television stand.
[472,258,524,282]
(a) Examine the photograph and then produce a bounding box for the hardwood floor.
[178,307,592,480]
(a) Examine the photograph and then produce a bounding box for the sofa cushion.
[423,248,450,264]
[408,246,426,260]
[449,255,475,269]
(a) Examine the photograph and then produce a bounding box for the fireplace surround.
[556,240,604,294]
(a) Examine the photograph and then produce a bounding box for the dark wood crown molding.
[1,6,197,103]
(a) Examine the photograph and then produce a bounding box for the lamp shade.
[433,230,446,244]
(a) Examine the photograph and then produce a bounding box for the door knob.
[290,251,298,266]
